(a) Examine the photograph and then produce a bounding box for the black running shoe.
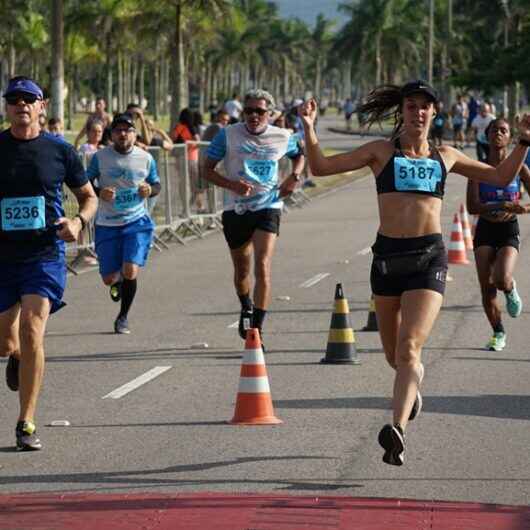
[6,355,19,392]
[16,421,42,451]
[378,424,405,466]
[409,390,422,421]
[114,316,131,334]
[238,309,253,340]
[109,282,122,303]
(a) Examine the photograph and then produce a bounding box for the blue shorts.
[0,259,67,314]
[95,216,154,277]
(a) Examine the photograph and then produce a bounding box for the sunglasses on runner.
[5,93,40,105]
[243,107,268,116]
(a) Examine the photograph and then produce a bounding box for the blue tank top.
[479,177,520,204]
[376,139,447,199]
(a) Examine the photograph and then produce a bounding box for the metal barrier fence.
[63,141,311,273]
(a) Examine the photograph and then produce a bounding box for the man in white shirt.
[223,93,243,122]
[472,103,495,162]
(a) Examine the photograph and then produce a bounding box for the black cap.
[401,80,438,103]
[111,113,135,130]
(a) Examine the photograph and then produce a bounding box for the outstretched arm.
[450,114,530,187]
[300,98,376,176]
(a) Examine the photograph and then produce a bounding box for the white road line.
[357,247,372,256]
[228,320,239,328]
[299,273,330,288]
[102,366,172,400]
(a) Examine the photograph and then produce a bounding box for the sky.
[274,0,343,26]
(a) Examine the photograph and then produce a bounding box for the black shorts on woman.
[370,138,449,297]
[473,217,520,252]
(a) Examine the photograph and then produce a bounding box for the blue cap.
[3,78,43,99]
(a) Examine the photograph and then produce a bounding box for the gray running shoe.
[16,421,42,451]
[114,316,131,334]
[378,424,405,466]
[486,332,507,351]
[505,280,522,318]
[6,355,19,392]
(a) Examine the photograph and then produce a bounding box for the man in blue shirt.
[87,114,161,334]
[204,89,304,346]
[0,76,97,451]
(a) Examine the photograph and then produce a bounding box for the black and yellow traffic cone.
[361,294,378,332]
[321,283,360,364]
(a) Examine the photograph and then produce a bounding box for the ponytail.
[356,85,404,139]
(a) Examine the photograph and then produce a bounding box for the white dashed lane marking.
[299,273,330,288]
[102,366,172,399]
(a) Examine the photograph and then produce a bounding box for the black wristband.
[290,173,301,182]
[519,138,530,147]
[75,213,87,231]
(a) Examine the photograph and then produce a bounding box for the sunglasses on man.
[243,107,269,116]
[5,93,40,105]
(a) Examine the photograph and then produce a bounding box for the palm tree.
[162,0,232,129]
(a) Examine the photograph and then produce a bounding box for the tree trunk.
[211,66,218,106]
[342,61,352,100]
[151,62,159,121]
[314,57,321,100]
[105,33,113,113]
[282,56,290,104]
[117,49,123,111]
[375,33,382,86]
[131,58,138,104]
[170,1,188,130]
[199,63,206,114]
[7,29,16,77]
[138,59,145,109]
[51,0,65,121]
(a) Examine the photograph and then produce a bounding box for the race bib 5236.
[1,196,45,231]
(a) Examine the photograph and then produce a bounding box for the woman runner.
[299,81,530,466]
[467,118,530,351]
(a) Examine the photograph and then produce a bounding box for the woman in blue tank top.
[299,81,530,467]
[466,118,530,352]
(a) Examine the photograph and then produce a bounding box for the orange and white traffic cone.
[460,204,473,250]
[447,213,470,265]
[229,328,282,425]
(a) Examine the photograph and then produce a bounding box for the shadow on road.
[274,395,530,420]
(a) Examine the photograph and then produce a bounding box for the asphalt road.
[1,116,529,507]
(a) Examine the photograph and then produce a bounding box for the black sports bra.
[376,139,447,199]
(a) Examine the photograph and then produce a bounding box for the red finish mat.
[1,493,529,530]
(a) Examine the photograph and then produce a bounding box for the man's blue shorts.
[95,216,154,277]
[0,259,67,314]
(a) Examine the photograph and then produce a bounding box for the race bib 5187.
[394,157,442,193]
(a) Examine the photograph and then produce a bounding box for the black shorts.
[370,233,448,297]
[222,208,281,249]
[473,217,520,251]
[432,126,444,139]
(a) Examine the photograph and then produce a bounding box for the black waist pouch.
[373,243,441,277]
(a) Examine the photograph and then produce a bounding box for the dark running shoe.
[114,316,131,334]
[6,355,20,392]
[378,424,405,466]
[16,421,42,451]
[238,309,253,340]
[109,282,122,303]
